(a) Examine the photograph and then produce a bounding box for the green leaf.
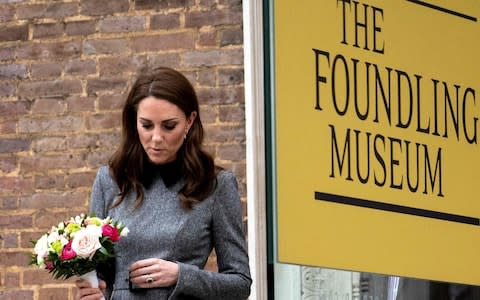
[99,246,109,256]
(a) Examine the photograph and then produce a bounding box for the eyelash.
[163,124,176,130]
[141,124,176,131]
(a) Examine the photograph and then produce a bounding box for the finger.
[98,279,107,289]
[134,278,157,289]
[129,258,158,271]
[129,258,163,279]
[79,292,104,300]
[130,272,156,286]
[75,279,92,288]
[129,264,159,278]
[77,287,103,298]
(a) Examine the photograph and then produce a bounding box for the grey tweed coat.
[90,166,252,300]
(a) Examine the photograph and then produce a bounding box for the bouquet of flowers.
[30,213,128,298]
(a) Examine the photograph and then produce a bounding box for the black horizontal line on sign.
[314,191,480,226]
[406,0,477,22]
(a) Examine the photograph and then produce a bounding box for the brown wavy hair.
[109,67,218,210]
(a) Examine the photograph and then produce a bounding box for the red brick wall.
[0,1,245,299]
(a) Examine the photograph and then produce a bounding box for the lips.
[150,147,166,153]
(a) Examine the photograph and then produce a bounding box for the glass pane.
[273,263,480,300]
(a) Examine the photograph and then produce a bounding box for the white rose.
[34,234,49,266]
[74,214,84,224]
[47,231,59,244]
[36,256,45,268]
[71,225,102,259]
[121,227,129,237]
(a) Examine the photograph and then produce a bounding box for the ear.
[186,111,197,128]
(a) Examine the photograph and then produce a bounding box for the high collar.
[143,158,184,188]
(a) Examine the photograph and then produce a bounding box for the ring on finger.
[146,276,154,284]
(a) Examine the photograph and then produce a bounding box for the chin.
[148,156,174,165]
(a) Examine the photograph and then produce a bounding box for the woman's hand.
[75,278,106,300]
[129,258,179,289]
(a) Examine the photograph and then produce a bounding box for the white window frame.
[243,1,268,299]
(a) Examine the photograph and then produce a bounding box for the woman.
[75,67,251,299]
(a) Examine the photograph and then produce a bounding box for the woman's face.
[136,96,196,165]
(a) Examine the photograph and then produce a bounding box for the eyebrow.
[138,117,180,122]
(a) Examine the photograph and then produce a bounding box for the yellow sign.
[275,0,480,285]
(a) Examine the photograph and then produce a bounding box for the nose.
[152,127,163,143]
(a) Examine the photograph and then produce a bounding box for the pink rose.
[102,224,120,242]
[60,241,77,261]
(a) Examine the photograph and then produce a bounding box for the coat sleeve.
[89,166,117,219]
[169,171,252,300]
[89,167,107,219]
[89,166,117,294]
